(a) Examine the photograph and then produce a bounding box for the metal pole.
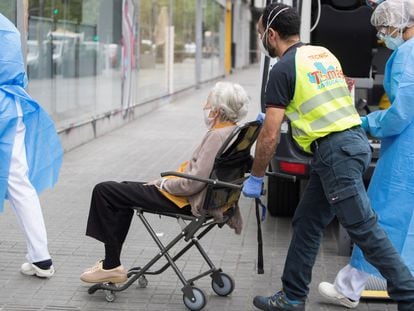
[259,0,277,112]
[16,0,27,68]
[168,0,174,93]
[300,0,311,44]
[169,0,173,26]
[195,0,203,88]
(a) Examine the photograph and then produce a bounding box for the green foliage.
[203,1,223,32]
[173,0,196,44]
[0,0,16,23]
[29,0,83,23]
[82,0,101,25]
[140,0,196,44]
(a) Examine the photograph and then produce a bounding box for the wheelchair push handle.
[265,171,297,182]
[160,171,243,190]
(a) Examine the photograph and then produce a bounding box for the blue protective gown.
[350,36,414,277]
[0,14,63,212]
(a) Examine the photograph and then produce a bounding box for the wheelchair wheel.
[182,287,206,311]
[105,290,116,302]
[137,275,148,288]
[211,272,234,296]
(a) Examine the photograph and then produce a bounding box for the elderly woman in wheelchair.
[81,81,250,287]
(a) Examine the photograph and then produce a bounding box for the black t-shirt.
[265,42,305,109]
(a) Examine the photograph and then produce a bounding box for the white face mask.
[384,33,405,50]
[258,6,289,58]
[258,33,271,58]
[203,108,215,129]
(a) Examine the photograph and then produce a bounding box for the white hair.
[209,81,249,123]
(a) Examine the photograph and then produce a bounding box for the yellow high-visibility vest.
[285,45,361,153]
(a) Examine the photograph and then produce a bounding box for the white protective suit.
[0,14,63,263]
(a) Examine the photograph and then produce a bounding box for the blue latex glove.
[256,112,265,124]
[242,175,264,198]
[360,116,369,132]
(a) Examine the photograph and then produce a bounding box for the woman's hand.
[145,179,161,187]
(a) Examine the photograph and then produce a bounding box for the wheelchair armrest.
[160,171,242,190]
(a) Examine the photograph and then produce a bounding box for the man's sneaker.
[253,291,305,311]
[80,261,127,284]
[318,282,359,309]
[21,262,55,278]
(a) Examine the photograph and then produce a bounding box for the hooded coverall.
[0,14,63,263]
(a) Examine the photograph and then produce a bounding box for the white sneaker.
[318,282,359,308]
[21,262,55,278]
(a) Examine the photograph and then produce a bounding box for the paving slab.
[0,65,397,311]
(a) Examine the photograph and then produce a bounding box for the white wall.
[233,0,252,69]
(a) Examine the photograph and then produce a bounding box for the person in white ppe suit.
[0,15,63,277]
[318,0,414,308]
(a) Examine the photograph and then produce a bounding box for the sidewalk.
[0,65,397,311]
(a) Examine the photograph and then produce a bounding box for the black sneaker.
[253,291,305,311]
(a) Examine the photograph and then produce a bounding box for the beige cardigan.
[160,123,243,234]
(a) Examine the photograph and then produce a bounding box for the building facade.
[1,0,256,150]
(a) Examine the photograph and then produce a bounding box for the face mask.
[203,108,215,129]
[384,33,405,50]
[258,6,289,58]
[258,34,271,58]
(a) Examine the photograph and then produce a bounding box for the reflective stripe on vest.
[285,45,361,153]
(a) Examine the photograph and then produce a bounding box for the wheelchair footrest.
[88,282,119,294]
[128,266,141,272]
[88,283,105,295]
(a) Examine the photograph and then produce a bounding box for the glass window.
[26,0,124,130]
[21,1,226,132]
[137,0,169,102]
[0,1,16,24]
[201,1,225,82]
[172,0,196,90]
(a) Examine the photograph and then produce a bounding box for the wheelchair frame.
[87,121,261,310]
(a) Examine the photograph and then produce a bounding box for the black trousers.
[86,181,191,246]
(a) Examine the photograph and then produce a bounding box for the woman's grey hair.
[209,81,249,122]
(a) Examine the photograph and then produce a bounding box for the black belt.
[311,125,361,153]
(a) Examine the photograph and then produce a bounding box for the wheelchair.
[87,120,262,310]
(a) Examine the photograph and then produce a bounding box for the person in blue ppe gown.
[0,14,63,277]
[318,0,414,308]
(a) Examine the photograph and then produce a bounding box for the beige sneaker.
[82,260,101,273]
[80,261,127,283]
